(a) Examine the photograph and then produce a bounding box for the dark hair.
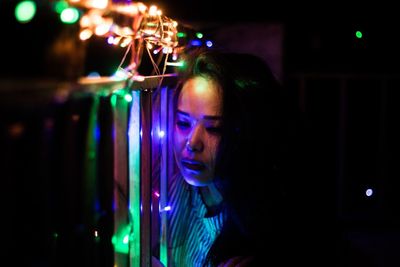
[175,47,293,266]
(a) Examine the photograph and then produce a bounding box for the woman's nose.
[186,125,203,152]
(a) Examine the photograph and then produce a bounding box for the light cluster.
[67,0,182,77]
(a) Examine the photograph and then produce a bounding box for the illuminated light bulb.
[160,206,171,212]
[148,5,157,16]
[154,191,160,197]
[113,69,129,80]
[54,1,68,14]
[132,75,145,81]
[15,1,36,23]
[158,130,165,138]
[120,37,132,47]
[115,4,138,16]
[87,71,101,78]
[107,36,114,44]
[95,24,110,36]
[190,39,201,46]
[206,40,213,47]
[60,7,80,24]
[355,30,363,39]
[113,36,122,45]
[172,54,178,60]
[124,94,133,102]
[79,28,93,40]
[138,3,147,13]
[89,0,108,9]
[366,188,373,197]
[80,15,91,27]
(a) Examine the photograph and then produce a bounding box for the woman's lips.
[181,159,205,171]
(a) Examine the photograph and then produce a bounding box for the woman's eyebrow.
[176,109,222,121]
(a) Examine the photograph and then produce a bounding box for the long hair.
[175,48,293,266]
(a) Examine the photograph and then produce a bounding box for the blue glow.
[87,71,100,78]
[190,39,202,46]
[206,40,213,47]
[95,124,100,141]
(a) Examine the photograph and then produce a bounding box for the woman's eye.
[176,120,190,129]
[206,126,222,134]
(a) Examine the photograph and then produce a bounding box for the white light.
[158,130,165,138]
[160,205,171,212]
[365,188,373,197]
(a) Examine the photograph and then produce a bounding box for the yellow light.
[79,29,93,40]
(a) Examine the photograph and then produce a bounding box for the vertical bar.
[128,90,141,267]
[112,93,129,266]
[141,90,152,267]
[83,95,99,229]
[83,95,100,267]
[159,86,168,266]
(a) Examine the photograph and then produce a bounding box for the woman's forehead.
[178,76,222,117]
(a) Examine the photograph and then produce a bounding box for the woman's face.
[173,76,223,186]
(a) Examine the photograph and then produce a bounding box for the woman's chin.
[183,175,212,187]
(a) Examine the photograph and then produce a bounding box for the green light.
[124,94,133,102]
[112,224,132,254]
[177,32,186,38]
[355,30,363,39]
[110,94,117,108]
[15,1,36,23]
[60,7,79,24]
[177,60,186,69]
[54,0,69,14]
[196,32,203,39]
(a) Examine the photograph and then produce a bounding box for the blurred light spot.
[72,114,80,122]
[15,1,36,23]
[366,188,373,197]
[87,71,101,78]
[190,39,202,46]
[8,123,24,138]
[60,7,80,24]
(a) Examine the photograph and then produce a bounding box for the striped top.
[168,174,225,267]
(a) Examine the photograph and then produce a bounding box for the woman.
[167,47,294,267]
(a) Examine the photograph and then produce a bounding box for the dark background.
[1,0,400,266]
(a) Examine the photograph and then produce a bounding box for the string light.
[67,0,181,76]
